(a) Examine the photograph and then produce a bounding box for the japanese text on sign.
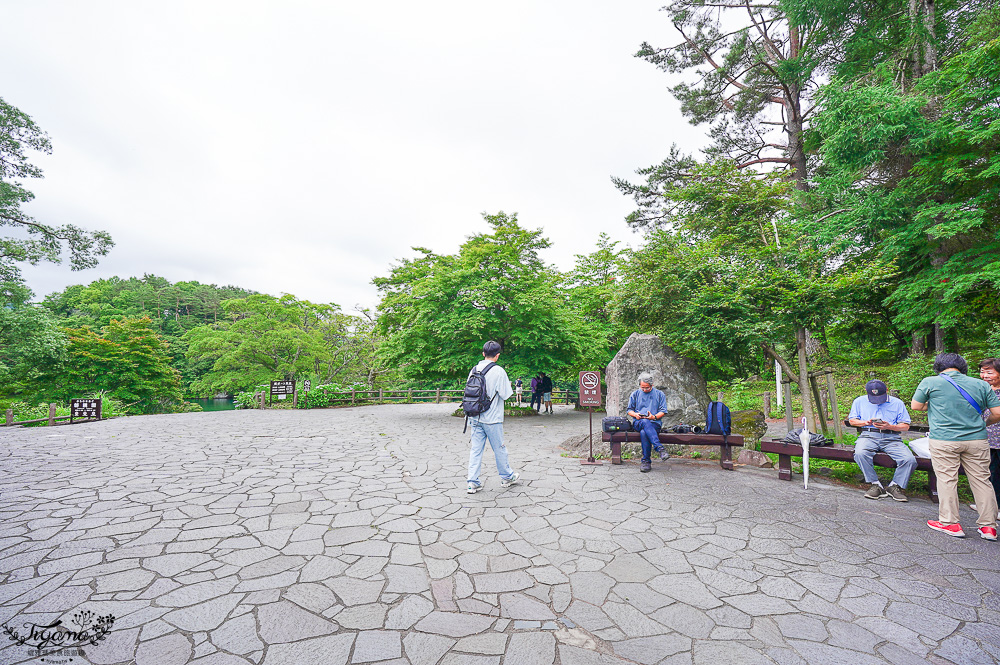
[270,380,295,396]
[578,371,602,407]
[71,398,102,420]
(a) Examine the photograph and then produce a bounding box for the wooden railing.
[308,388,579,407]
[4,404,77,428]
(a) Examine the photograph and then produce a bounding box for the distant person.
[848,380,915,501]
[626,373,670,472]
[540,372,554,414]
[466,341,520,494]
[530,374,542,412]
[515,378,524,406]
[971,358,1000,518]
[912,352,1000,541]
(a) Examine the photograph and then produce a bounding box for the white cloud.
[5,0,705,312]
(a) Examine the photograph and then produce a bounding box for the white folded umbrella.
[799,416,810,490]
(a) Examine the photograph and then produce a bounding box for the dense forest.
[3,0,999,417]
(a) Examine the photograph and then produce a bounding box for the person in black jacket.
[540,372,554,414]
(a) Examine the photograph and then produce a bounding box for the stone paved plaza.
[2,404,999,665]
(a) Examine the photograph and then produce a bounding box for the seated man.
[849,379,915,501]
[627,373,669,473]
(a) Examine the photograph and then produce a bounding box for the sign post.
[578,371,603,465]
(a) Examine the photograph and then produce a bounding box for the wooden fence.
[305,388,579,407]
[4,404,78,428]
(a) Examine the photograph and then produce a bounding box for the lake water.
[188,398,237,412]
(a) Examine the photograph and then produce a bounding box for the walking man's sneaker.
[500,472,520,488]
[467,483,481,494]
[864,483,888,500]
[979,527,998,541]
[659,449,670,461]
[885,484,908,502]
[927,520,965,537]
[640,460,652,472]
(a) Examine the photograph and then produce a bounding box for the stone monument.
[606,333,710,424]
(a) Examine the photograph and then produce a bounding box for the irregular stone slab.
[559,645,629,665]
[158,578,238,608]
[86,626,140,665]
[96,568,156,593]
[144,553,213,577]
[325,526,377,546]
[327,577,384,606]
[613,635,691,664]
[455,633,508,655]
[505,632,556,665]
[284,582,338,613]
[135,632,191,665]
[384,564,429,593]
[472,571,532,593]
[211,613,263,655]
[263,633,354,665]
[257,600,338,643]
[569,572,615,606]
[352,630,402,663]
[385,595,434,629]
[336,603,388,629]
[164,593,243,631]
[413,611,495,638]
[500,593,556,620]
[403,632,455,665]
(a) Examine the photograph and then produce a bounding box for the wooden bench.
[602,432,745,469]
[760,438,959,502]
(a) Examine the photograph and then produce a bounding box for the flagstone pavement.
[1,404,999,665]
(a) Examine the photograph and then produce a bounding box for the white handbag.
[908,436,931,459]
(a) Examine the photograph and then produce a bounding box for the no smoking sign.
[578,371,602,407]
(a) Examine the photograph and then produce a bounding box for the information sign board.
[578,371,602,407]
[270,380,295,396]
[70,398,102,422]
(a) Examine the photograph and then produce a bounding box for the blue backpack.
[704,401,732,443]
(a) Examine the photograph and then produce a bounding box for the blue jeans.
[633,419,663,463]
[853,435,917,488]
[468,421,516,486]
[530,392,542,411]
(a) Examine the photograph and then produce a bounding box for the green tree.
[184,293,359,395]
[52,317,183,413]
[0,281,67,397]
[565,233,629,372]
[806,3,1000,352]
[374,212,587,382]
[1,98,113,283]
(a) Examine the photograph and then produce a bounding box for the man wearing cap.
[848,379,915,501]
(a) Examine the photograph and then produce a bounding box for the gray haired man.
[626,373,669,472]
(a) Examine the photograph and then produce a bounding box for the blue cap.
[865,380,888,404]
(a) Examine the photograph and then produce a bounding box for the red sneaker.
[979,527,998,541]
[927,520,965,537]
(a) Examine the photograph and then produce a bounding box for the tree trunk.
[804,328,827,361]
[910,331,926,356]
[934,322,944,353]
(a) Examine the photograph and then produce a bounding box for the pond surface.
[188,398,237,411]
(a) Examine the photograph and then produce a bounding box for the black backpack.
[462,362,497,432]
[704,401,732,443]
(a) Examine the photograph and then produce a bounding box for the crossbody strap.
[940,374,983,415]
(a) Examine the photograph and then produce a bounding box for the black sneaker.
[885,484,908,502]
[640,460,652,472]
[864,483,887,499]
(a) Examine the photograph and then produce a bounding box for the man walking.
[848,380,915,501]
[912,353,1000,540]
[466,341,520,494]
[626,373,670,472]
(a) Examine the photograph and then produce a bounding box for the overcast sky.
[4,1,704,312]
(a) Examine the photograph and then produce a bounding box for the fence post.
[5,408,11,426]
[259,393,265,409]
[808,373,829,436]
[351,390,356,405]
[435,388,441,404]
[408,388,413,403]
[293,386,298,409]
[48,403,57,426]
[762,392,772,417]
[827,367,844,439]
[378,389,384,403]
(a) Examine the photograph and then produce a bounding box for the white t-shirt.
[468,359,513,425]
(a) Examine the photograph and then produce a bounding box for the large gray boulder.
[606,333,710,425]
